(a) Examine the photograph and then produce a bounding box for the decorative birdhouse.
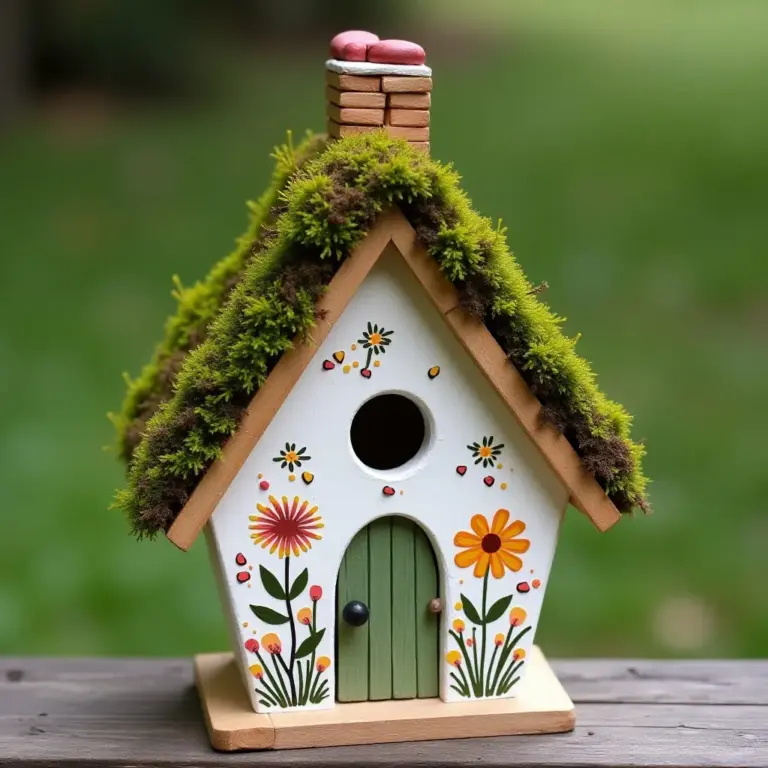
[114,31,648,752]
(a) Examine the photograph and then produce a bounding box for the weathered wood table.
[1,656,766,767]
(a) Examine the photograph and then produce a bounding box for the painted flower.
[244,638,259,654]
[452,618,465,633]
[310,585,323,601]
[466,638,474,648]
[467,435,505,468]
[494,633,505,647]
[297,607,312,626]
[262,633,282,654]
[273,442,311,473]
[316,656,331,673]
[249,664,264,679]
[513,648,526,661]
[453,509,530,579]
[509,607,528,627]
[446,650,462,667]
[358,322,394,369]
[249,495,324,558]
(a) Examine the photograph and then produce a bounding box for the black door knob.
[343,600,369,627]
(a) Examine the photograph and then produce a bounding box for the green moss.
[115,131,649,538]
[110,131,327,461]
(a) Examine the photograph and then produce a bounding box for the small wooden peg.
[428,598,443,614]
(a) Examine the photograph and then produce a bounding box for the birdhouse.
[114,31,648,752]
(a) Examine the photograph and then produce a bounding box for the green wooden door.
[336,516,440,702]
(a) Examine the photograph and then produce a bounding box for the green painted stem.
[271,655,292,707]
[303,602,317,705]
[471,627,480,696]
[485,645,500,696]
[256,686,278,707]
[284,556,298,706]
[479,570,489,694]
[258,651,288,708]
[364,347,373,370]
[449,630,478,694]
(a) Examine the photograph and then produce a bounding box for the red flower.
[244,638,259,654]
[249,495,324,558]
[310,585,323,602]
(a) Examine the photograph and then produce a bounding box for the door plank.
[336,528,369,702]
[414,526,439,698]
[391,518,417,699]
[368,517,393,700]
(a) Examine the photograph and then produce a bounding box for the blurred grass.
[1,2,766,658]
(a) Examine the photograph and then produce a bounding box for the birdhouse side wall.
[207,246,569,714]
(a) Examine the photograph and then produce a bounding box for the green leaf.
[250,605,289,625]
[295,628,325,659]
[260,565,286,600]
[460,594,482,625]
[484,595,513,624]
[289,568,308,600]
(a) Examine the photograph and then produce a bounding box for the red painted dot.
[259,480,270,490]
[382,486,396,497]
[236,571,251,584]
[532,579,541,589]
[516,582,530,593]
[235,553,247,566]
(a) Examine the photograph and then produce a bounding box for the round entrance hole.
[350,394,427,471]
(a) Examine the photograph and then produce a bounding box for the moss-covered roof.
[114,131,649,539]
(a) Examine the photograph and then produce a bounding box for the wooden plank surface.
[368,517,393,701]
[413,525,439,698]
[390,518,417,699]
[336,528,369,702]
[1,656,767,766]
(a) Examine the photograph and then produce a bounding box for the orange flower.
[454,509,530,578]
[297,607,312,625]
[513,648,526,661]
[249,664,264,679]
[452,618,465,633]
[509,607,528,627]
[262,633,282,654]
[316,656,331,672]
[494,633,505,647]
[249,495,323,558]
[466,638,474,647]
[446,650,462,667]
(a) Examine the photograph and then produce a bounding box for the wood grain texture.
[326,87,386,109]
[391,517,417,699]
[388,92,431,109]
[336,527,369,702]
[165,212,398,550]
[414,525,439,698]
[368,517,393,701]
[327,104,385,126]
[386,108,430,127]
[381,76,433,93]
[1,655,767,766]
[325,71,381,92]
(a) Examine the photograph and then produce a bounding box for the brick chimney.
[325,32,432,153]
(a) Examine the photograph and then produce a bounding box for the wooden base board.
[194,646,574,752]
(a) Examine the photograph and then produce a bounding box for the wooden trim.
[166,208,619,550]
[195,646,574,751]
[387,210,621,532]
[165,214,398,550]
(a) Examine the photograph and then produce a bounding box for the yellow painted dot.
[248,565,253,571]
[289,474,296,482]
[242,621,248,627]
[399,489,404,495]
[247,583,252,588]
[257,473,263,479]
[497,463,503,469]
[353,361,359,368]
[351,344,357,351]
[253,630,258,635]
[459,579,464,585]
[500,482,508,490]
[343,365,351,374]
[454,601,463,610]
[374,360,381,367]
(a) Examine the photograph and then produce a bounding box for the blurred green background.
[1,0,766,659]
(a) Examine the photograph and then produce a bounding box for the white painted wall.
[208,243,569,714]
